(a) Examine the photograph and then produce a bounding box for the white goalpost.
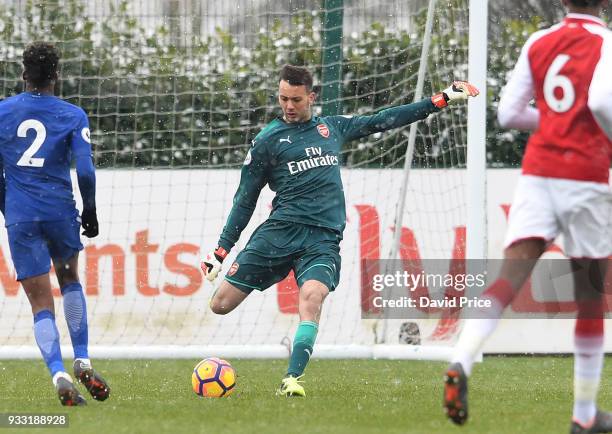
[0,0,488,360]
[467,0,488,262]
[374,0,487,362]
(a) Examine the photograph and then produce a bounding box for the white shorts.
[504,175,612,258]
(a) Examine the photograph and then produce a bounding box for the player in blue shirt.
[0,42,109,406]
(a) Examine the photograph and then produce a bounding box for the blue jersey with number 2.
[0,92,92,225]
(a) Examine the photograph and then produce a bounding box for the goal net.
[0,0,473,359]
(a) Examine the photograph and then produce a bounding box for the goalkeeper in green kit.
[201,64,479,396]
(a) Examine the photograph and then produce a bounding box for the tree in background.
[2,0,602,169]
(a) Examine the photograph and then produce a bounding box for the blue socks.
[61,283,89,359]
[33,283,89,380]
[33,310,64,377]
[287,321,319,377]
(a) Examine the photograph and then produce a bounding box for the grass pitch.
[1,356,611,434]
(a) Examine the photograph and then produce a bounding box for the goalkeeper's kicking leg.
[209,278,329,397]
[53,254,110,402]
[208,282,249,315]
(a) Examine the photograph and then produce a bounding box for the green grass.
[1,356,611,434]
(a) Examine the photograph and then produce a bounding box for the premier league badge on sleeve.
[317,124,329,138]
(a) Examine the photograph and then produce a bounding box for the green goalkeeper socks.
[287,320,319,377]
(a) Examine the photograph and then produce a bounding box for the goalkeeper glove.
[431,81,480,109]
[201,246,228,282]
[81,208,99,238]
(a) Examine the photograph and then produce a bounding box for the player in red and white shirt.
[443,1,612,432]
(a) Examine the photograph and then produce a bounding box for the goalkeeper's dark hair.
[279,64,313,92]
[23,42,60,89]
[567,0,605,7]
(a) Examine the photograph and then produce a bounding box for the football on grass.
[192,357,236,397]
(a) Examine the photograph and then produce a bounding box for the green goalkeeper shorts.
[224,219,341,294]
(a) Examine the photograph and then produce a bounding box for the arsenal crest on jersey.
[317,124,329,138]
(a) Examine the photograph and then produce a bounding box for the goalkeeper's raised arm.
[326,81,479,142]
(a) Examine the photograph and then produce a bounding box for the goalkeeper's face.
[278,80,316,123]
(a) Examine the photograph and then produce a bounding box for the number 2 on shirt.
[17,119,46,167]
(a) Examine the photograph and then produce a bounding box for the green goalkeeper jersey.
[218,98,439,252]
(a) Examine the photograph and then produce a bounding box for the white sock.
[75,358,92,368]
[573,335,604,426]
[451,298,504,376]
[52,371,72,387]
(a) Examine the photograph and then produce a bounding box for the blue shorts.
[7,217,83,281]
